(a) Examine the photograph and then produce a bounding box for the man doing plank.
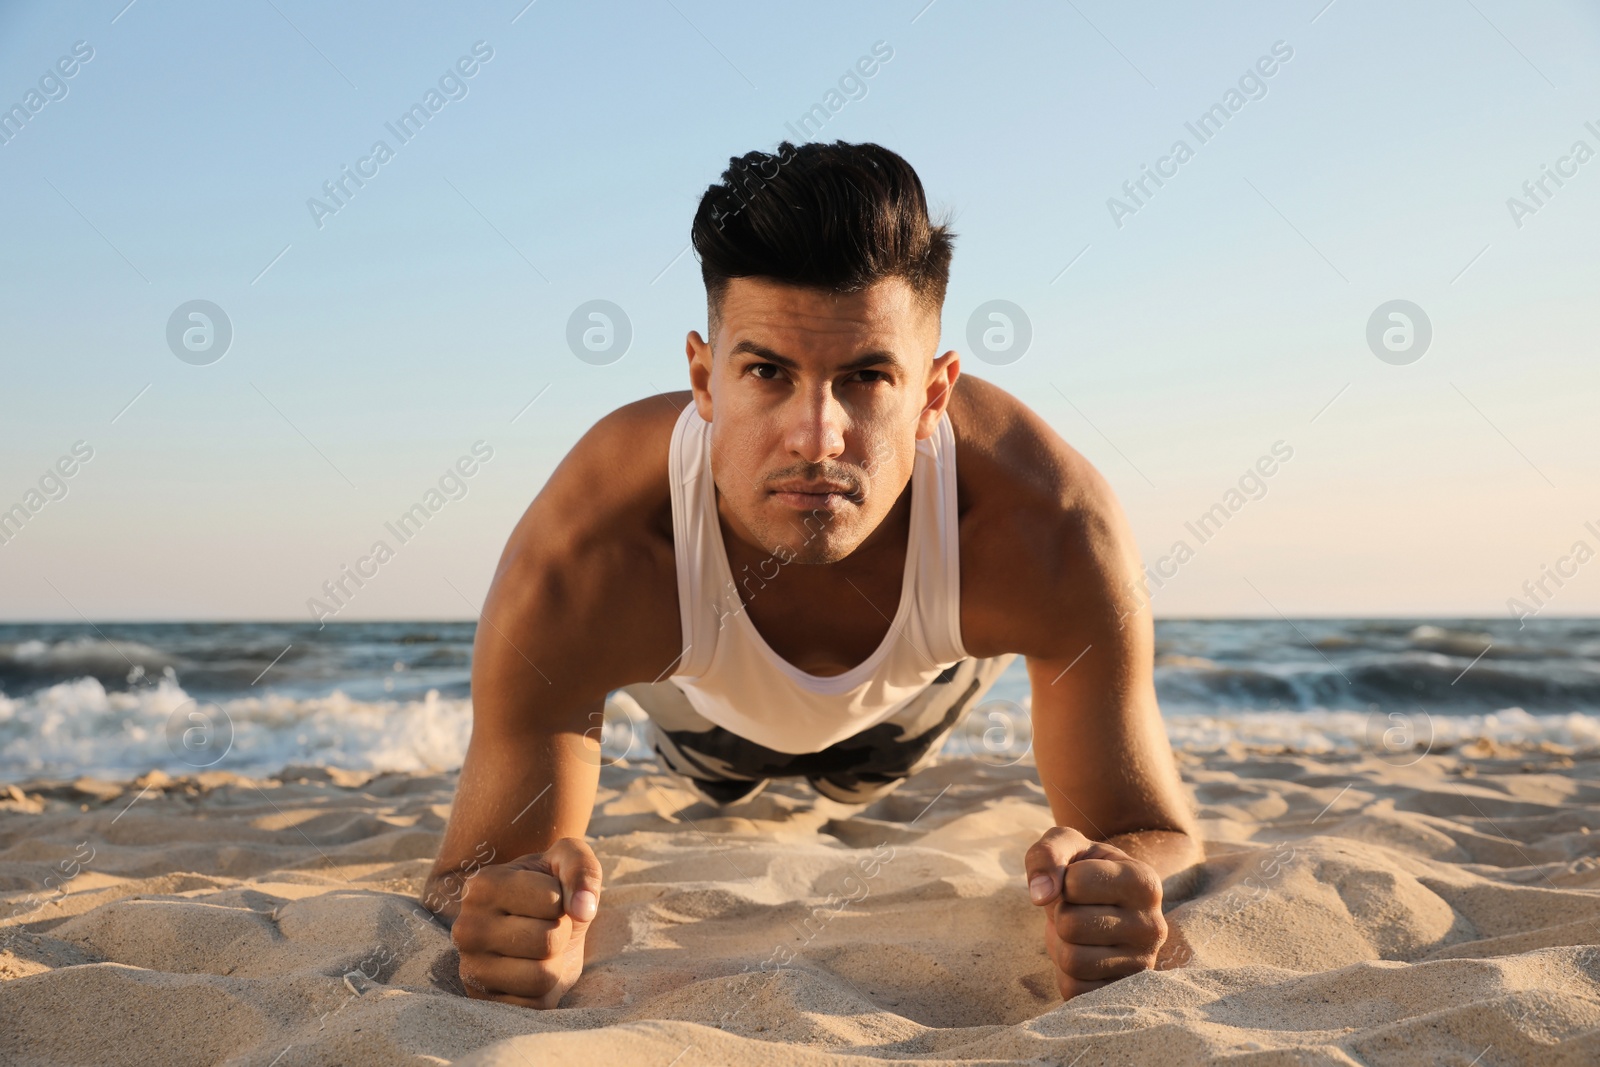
[423,140,1201,1007]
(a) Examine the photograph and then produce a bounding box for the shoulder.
[508,389,685,560]
[948,376,1146,660]
[478,392,689,695]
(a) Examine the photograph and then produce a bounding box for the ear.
[917,349,959,440]
[686,329,714,422]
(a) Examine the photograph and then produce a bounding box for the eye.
[749,363,783,381]
[851,369,889,384]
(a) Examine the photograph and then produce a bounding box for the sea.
[1,619,1597,782]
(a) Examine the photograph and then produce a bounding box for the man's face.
[686,276,958,564]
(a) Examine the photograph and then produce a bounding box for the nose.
[783,383,846,465]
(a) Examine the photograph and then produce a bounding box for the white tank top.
[667,400,967,754]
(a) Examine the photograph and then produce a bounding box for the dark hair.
[691,140,955,337]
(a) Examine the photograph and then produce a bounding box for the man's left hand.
[1025,826,1168,1000]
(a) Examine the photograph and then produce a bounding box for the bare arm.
[947,377,1200,906]
[1012,459,1201,998]
[421,398,682,1006]
[421,568,604,927]
[947,376,1202,1001]
[1026,588,1201,895]
[988,434,1198,868]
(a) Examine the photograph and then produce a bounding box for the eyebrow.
[729,339,903,372]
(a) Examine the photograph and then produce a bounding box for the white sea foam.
[1160,706,1600,753]
[2,675,1596,782]
[0,676,473,780]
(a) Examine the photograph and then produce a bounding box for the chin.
[763,514,860,565]
[782,539,854,565]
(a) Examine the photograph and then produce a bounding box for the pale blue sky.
[2,0,1598,621]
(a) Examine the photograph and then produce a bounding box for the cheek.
[712,423,776,483]
[857,431,911,485]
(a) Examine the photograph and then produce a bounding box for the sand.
[2,736,1599,1065]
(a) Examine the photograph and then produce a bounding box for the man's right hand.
[450,836,604,1008]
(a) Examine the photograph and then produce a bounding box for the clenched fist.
[450,836,604,1008]
[1025,826,1167,1000]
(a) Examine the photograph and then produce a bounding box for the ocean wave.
[0,627,476,702]
[0,637,177,689]
[0,676,473,780]
[1155,653,1600,715]
[4,671,1597,784]
[1159,706,1600,753]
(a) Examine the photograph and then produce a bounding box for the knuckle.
[1057,910,1096,942]
[1023,839,1054,866]
[468,865,506,899]
[450,913,484,950]
[1043,826,1086,848]
[554,836,591,858]
[526,896,561,922]
[1059,943,1093,974]
[529,925,560,958]
[456,878,484,910]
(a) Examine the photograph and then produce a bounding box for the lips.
[768,481,859,508]
[770,481,854,496]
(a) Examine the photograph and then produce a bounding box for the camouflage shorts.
[612,654,1017,807]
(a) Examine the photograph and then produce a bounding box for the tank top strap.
[668,400,719,678]
[915,411,968,664]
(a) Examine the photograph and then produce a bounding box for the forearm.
[1102,828,1203,900]
[423,722,601,927]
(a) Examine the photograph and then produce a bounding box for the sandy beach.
[6,0,1599,1060]
[2,730,1598,1066]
